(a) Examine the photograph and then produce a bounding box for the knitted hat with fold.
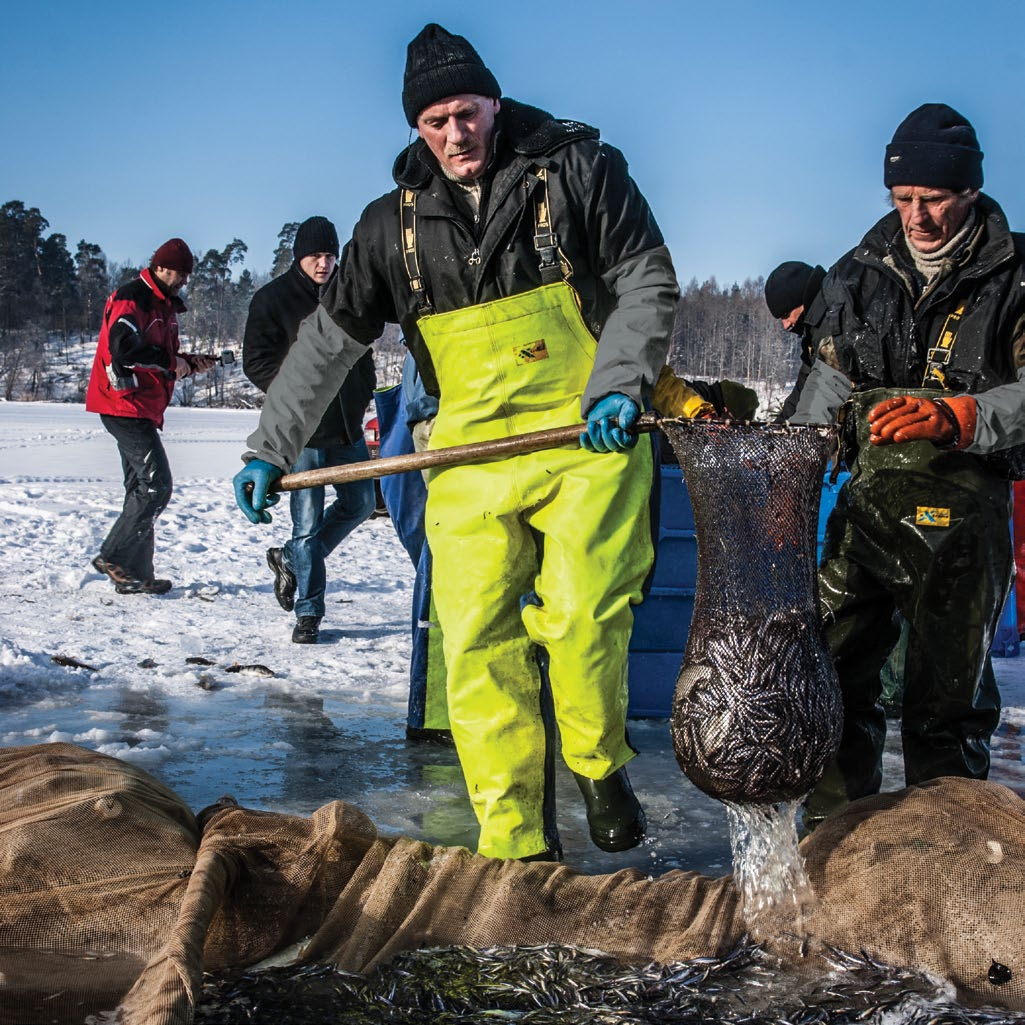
[884,103,983,190]
[150,238,194,274]
[293,216,339,261]
[402,23,500,126]
[764,261,825,320]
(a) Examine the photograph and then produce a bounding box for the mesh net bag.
[297,834,741,975]
[0,743,199,1023]
[662,420,843,804]
[0,744,743,1022]
[0,743,376,1025]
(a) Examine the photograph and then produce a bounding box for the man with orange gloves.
[790,103,1025,831]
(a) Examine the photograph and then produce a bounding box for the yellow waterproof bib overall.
[418,280,654,859]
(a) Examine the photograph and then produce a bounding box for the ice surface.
[1,402,1023,877]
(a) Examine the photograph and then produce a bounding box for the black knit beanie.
[293,216,339,261]
[402,23,500,126]
[764,262,825,320]
[884,103,983,190]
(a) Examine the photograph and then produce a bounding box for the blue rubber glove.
[580,393,640,453]
[232,459,283,524]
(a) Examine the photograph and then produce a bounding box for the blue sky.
[2,0,1022,284]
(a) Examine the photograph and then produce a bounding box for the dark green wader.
[804,387,1011,829]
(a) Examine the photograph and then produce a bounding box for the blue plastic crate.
[657,465,695,530]
[649,530,698,589]
[629,587,694,654]
[627,651,685,718]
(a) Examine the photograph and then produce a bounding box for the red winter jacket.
[85,269,188,428]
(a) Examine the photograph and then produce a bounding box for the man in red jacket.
[86,238,218,594]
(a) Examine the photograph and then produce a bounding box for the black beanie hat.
[884,103,983,191]
[764,261,826,320]
[402,23,500,127]
[293,216,339,261]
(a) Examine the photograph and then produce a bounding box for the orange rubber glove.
[868,394,977,449]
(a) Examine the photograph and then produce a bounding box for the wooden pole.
[273,412,664,492]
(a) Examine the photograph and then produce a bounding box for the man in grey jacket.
[791,103,1025,832]
[233,23,681,862]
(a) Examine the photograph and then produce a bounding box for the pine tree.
[38,233,78,344]
[75,241,111,338]
[0,201,48,334]
[271,222,300,277]
[188,239,248,349]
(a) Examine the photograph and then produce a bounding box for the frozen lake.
[1,401,1023,879]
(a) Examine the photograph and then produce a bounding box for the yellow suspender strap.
[922,302,966,389]
[400,169,575,309]
[531,167,573,284]
[400,188,433,314]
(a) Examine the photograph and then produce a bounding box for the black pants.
[804,388,1011,828]
[99,414,173,580]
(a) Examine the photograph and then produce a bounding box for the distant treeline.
[0,200,798,413]
[670,276,801,418]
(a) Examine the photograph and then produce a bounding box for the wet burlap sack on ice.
[800,775,1025,1009]
[2,744,1023,1023]
[0,743,372,1024]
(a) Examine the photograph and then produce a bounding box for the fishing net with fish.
[662,420,842,804]
[2,743,1024,1024]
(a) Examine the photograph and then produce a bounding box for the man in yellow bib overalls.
[234,24,707,861]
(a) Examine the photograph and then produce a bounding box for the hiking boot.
[114,577,173,595]
[92,554,131,583]
[266,548,296,611]
[573,767,646,853]
[93,556,170,594]
[292,615,321,644]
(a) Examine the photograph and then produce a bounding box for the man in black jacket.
[791,104,1025,832]
[233,24,683,862]
[763,260,826,422]
[242,216,377,644]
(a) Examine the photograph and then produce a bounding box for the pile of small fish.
[194,941,1025,1024]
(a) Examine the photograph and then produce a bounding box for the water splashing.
[725,798,816,941]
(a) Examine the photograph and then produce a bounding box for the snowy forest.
[0,199,801,415]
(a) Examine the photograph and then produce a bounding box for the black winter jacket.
[794,194,1025,456]
[245,100,678,472]
[242,262,375,449]
[820,195,1025,394]
[775,290,828,422]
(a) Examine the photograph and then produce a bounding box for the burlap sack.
[0,744,373,1024]
[801,776,1025,1010]
[2,744,1023,1023]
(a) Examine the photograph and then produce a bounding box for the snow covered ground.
[1,401,1024,878]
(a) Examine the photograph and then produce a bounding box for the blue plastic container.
[627,465,696,716]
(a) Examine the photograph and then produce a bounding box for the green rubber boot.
[573,767,646,852]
